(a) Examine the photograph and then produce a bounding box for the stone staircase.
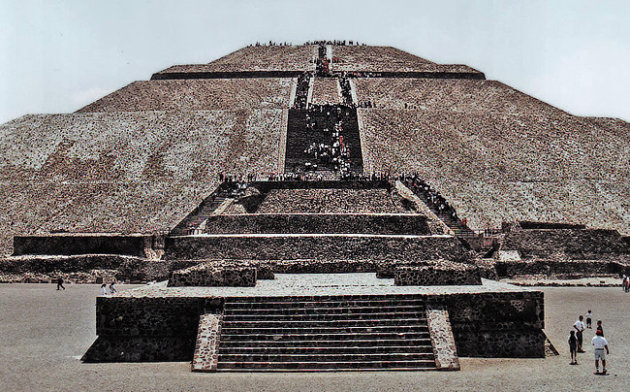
[215,295,437,371]
[285,107,363,175]
[170,182,243,236]
[402,179,474,237]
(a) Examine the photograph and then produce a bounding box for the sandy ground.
[1,283,628,392]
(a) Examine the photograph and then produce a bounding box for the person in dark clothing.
[56,277,65,290]
[568,330,578,364]
[596,320,604,336]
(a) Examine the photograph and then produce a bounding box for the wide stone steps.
[216,360,436,371]
[219,338,432,348]
[225,298,426,309]
[221,325,429,336]
[215,295,435,371]
[224,305,424,316]
[222,318,427,328]
[219,352,434,362]
[224,312,425,320]
[218,345,433,354]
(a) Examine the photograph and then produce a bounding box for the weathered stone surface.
[254,188,408,214]
[358,108,630,236]
[501,227,630,260]
[13,234,158,258]
[82,336,196,362]
[395,264,482,286]
[425,304,459,370]
[204,213,436,235]
[164,234,471,262]
[78,78,294,112]
[169,262,257,287]
[192,313,223,372]
[0,109,286,256]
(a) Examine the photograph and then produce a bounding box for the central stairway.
[216,295,436,371]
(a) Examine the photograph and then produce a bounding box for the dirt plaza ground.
[1,282,628,392]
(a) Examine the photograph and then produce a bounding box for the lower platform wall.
[444,291,545,358]
[494,259,630,278]
[13,234,163,258]
[84,289,545,362]
[164,235,471,262]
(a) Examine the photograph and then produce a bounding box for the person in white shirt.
[591,330,609,374]
[100,284,108,295]
[573,316,586,352]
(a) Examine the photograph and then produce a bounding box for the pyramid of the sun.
[0,44,629,256]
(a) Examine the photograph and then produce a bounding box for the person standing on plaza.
[100,284,107,295]
[591,330,609,375]
[574,315,586,353]
[596,320,604,336]
[585,310,593,329]
[568,330,578,365]
[56,276,65,291]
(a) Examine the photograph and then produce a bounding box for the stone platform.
[84,274,546,371]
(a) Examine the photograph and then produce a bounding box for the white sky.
[0,0,628,123]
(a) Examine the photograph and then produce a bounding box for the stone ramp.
[214,295,440,371]
[192,313,223,372]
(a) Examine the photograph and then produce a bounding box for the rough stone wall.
[168,262,257,287]
[164,234,471,262]
[156,45,316,74]
[204,213,434,235]
[86,289,545,362]
[359,108,630,235]
[493,259,628,278]
[0,254,210,283]
[395,264,482,286]
[353,78,566,117]
[78,78,294,112]
[445,291,545,358]
[331,46,482,75]
[255,188,408,214]
[0,109,285,256]
[501,228,630,260]
[13,234,155,257]
[83,296,223,362]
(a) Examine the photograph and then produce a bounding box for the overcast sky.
[0,0,628,123]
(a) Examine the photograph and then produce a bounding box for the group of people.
[55,277,118,295]
[304,40,364,46]
[301,105,354,178]
[293,71,314,110]
[570,311,610,375]
[357,100,377,108]
[248,41,294,47]
[100,283,117,295]
[398,173,468,229]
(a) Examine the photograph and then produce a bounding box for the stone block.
[395,263,482,286]
[168,262,256,287]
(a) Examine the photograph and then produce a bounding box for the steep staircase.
[402,180,474,237]
[170,182,243,236]
[215,295,436,371]
[284,107,363,175]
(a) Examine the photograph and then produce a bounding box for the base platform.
[84,274,546,371]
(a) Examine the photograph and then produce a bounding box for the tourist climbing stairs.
[403,182,474,237]
[215,295,436,371]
